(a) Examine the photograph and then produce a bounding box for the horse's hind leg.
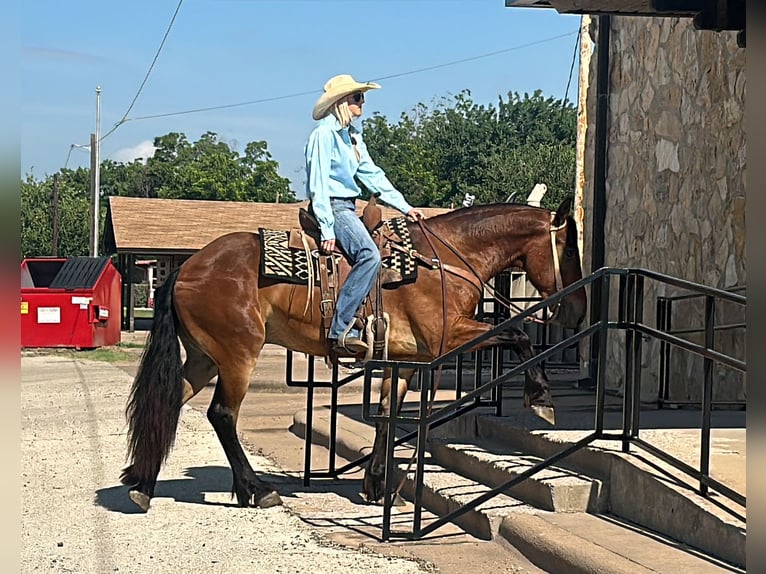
[182,344,218,403]
[362,367,414,504]
[126,345,218,512]
[207,362,282,509]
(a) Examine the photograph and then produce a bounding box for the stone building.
[579,15,745,404]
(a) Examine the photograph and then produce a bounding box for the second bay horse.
[122,199,587,511]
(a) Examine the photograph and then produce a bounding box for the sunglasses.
[350,92,365,104]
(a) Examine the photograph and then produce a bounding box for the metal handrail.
[656,284,745,407]
[361,267,746,540]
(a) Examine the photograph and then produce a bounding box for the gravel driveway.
[21,355,433,574]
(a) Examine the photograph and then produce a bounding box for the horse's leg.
[447,316,555,424]
[362,367,415,504]
[496,326,555,424]
[181,344,218,404]
[125,345,218,512]
[207,361,283,509]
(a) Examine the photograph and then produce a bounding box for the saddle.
[294,197,399,365]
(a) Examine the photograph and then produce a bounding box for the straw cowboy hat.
[312,74,381,120]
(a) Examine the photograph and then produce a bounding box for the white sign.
[37,307,61,324]
[72,296,91,310]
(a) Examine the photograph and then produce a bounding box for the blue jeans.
[327,198,381,340]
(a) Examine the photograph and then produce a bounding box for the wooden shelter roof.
[103,196,450,255]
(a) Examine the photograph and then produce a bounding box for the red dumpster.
[20,256,122,348]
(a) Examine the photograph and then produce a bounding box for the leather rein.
[388,212,567,499]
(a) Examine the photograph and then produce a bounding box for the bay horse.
[122,199,586,511]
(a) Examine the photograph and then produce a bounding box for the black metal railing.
[287,267,746,541]
[284,269,570,481]
[361,268,745,540]
[656,285,745,408]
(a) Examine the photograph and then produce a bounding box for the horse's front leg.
[495,326,555,425]
[362,367,415,504]
[450,317,555,425]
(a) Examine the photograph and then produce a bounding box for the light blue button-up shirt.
[305,115,414,241]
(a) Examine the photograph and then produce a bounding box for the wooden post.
[575,15,594,382]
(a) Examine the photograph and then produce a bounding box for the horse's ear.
[552,196,573,227]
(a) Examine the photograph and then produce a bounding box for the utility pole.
[89,86,102,257]
[51,173,59,256]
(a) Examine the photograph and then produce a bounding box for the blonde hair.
[330,98,360,160]
[331,99,353,128]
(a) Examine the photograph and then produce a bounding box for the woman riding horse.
[305,74,424,357]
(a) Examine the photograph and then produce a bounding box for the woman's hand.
[407,208,425,221]
[321,239,336,254]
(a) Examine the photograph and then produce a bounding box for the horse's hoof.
[362,492,405,507]
[531,405,556,425]
[128,489,151,512]
[256,490,283,509]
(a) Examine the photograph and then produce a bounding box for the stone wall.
[582,17,746,403]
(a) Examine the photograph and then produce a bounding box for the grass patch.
[115,341,146,349]
[124,307,154,319]
[60,347,140,363]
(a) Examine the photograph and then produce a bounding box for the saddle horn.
[362,195,383,232]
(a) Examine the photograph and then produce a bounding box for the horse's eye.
[565,248,577,258]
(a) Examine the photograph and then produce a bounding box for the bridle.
[397,212,568,326]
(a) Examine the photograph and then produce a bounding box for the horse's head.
[523,198,587,328]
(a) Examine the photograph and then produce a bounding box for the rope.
[390,218,448,499]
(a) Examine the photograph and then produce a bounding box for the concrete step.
[292,407,743,573]
[499,511,739,574]
[429,438,606,513]
[439,413,746,569]
[397,460,530,541]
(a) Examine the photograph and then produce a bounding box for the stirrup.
[337,334,368,354]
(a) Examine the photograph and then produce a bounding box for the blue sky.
[21,0,581,197]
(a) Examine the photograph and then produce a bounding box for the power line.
[371,30,577,83]
[129,88,320,121]
[64,27,578,168]
[100,0,185,142]
[125,29,579,123]
[561,26,581,110]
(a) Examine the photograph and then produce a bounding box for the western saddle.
[294,196,403,365]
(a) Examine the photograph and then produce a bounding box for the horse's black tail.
[121,268,183,486]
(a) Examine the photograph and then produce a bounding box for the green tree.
[241,141,296,203]
[21,131,297,257]
[362,89,576,209]
[101,159,153,198]
[146,131,296,202]
[21,173,91,258]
